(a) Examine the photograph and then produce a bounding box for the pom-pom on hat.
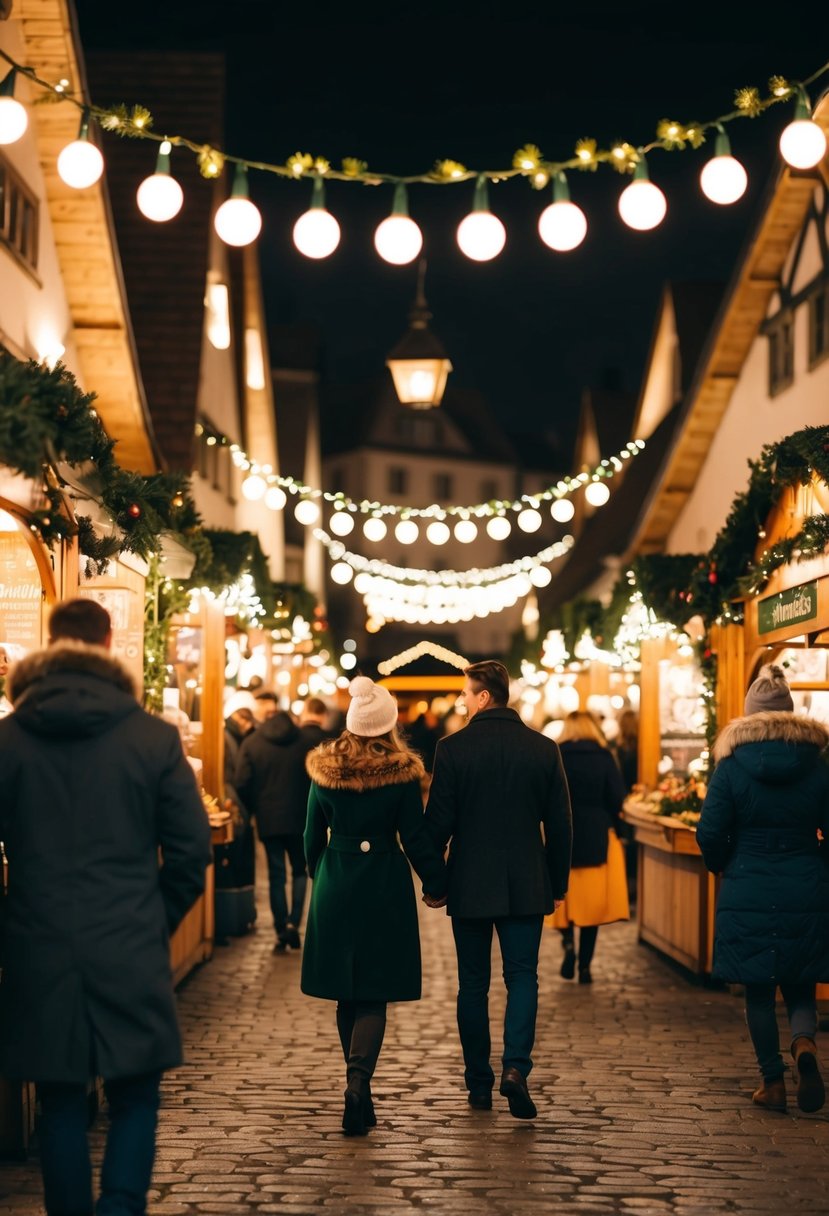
[744,663,794,716]
[346,675,399,737]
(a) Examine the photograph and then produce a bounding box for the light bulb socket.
[310,175,326,209]
[77,110,92,142]
[552,172,570,203]
[793,87,813,122]
[391,182,409,216]
[472,173,490,213]
[0,67,17,99]
[632,156,650,182]
[713,127,731,158]
[230,163,250,199]
[155,141,172,175]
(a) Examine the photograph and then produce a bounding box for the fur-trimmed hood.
[8,640,139,739]
[714,711,828,784]
[307,741,425,791]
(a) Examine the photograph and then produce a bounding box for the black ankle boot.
[364,1083,377,1128]
[342,1078,369,1136]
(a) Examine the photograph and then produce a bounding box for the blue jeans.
[451,914,544,1092]
[37,1071,161,1215]
[261,834,307,936]
[744,982,817,1081]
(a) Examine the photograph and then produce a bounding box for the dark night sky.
[74,1,827,460]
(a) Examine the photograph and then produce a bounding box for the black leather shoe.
[578,968,593,984]
[560,948,576,979]
[364,1084,377,1127]
[499,1067,537,1119]
[468,1090,493,1110]
[342,1089,367,1136]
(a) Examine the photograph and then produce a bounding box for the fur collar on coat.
[306,741,425,791]
[8,640,137,704]
[714,711,828,762]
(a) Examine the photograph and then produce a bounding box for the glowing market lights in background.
[699,129,747,205]
[363,516,387,542]
[457,175,506,261]
[329,510,355,536]
[538,174,587,252]
[293,177,341,259]
[264,485,287,511]
[214,165,262,247]
[779,91,827,169]
[374,184,424,265]
[585,480,611,507]
[136,141,184,221]
[551,497,576,523]
[618,159,667,232]
[294,498,321,526]
[57,115,104,189]
[0,69,28,145]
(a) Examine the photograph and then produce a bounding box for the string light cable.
[0,48,827,251]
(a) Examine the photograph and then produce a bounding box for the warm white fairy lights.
[377,641,469,675]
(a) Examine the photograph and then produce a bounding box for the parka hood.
[307,741,425,791]
[8,641,139,739]
[259,711,300,746]
[714,712,829,785]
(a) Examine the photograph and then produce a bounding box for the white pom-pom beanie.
[346,676,399,737]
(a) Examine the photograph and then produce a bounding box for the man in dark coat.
[236,707,320,952]
[0,598,211,1216]
[424,659,572,1119]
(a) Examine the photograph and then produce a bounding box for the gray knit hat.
[744,663,794,715]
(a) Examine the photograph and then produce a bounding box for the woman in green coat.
[302,676,447,1136]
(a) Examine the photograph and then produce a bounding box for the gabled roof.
[84,50,225,472]
[584,387,638,463]
[629,95,829,554]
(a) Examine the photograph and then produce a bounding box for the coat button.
[360,840,371,853]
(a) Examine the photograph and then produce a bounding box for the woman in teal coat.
[302,676,447,1136]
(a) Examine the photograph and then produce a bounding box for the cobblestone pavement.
[2,876,829,1215]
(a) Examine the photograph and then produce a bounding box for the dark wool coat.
[301,743,446,1002]
[696,712,829,985]
[558,739,626,867]
[0,642,211,1084]
[236,712,320,838]
[424,707,573,918]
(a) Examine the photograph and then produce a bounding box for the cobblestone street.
[2,878,829,1216]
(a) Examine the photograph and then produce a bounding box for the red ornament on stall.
[127,503,142,519]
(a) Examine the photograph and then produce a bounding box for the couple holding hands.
[300,660,573,1135]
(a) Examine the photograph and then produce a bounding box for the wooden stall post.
[710,621,745,732]
[638,635,675,788]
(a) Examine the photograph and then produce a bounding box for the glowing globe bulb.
[618,179,667,231]
[137,171,184,222]
[264,485,287,511]
[779,118,827,170]
[486,515,511,540]
[454,519,478,543]
[530,565,552,588]
[294,498,321,526]
[426,520,450,545]
[241,473,266,501]
[517,508,542,533]
[329,511,355,537]
[457,211,506,261]
[214,196,262,247]
[0,96,28,146]
[585,480,611,507]
[330,562,353,585]
[538,200,587,252]
[293,208,340,259]
[374,215,423,265]
[700,155,747,205]
[57,139,104,189]
[363,516,387,542]
[551,497,575,523]
[395,519,419,545]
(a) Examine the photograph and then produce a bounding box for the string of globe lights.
[194,419,645,541]
[0,50,827,260]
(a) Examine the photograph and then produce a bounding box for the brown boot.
[793,1037,826,1113]
[752,1076,787,1112]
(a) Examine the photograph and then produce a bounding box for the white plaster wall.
[0,22,79,373]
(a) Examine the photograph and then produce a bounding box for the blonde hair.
[326,726,414,762]
[557,711,608,747]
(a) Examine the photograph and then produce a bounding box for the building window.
[393,413,442,447]
[433,472,453,500]
[388,466,408,494]
[0,154,39,274]
[480,478,499,502]
[809,282,829,369]
[768,314,794,396]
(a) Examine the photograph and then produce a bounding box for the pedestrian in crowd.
[253,690,279,722]
[301,676,447,1136]
[404,706,442,772]
[696,663,829,1114]
[613,709,640,793]
[236,707,319,952]
[423,660,572,1119]
[549,711,629,984]
[0,598,211,1216]
[215,705,257,937]
[299,695,334,741]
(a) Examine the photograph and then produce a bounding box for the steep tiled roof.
[85,51,225,471]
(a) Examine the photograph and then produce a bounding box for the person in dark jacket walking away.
[424,660,572,1119]
[302,676,447,1135]
[550,711,629,983]
[236,708,319,951]
[697,664,829,1114]
[0,599,211,1216]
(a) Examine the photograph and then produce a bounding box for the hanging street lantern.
[385,259,452,409]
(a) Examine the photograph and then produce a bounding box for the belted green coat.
[301,741,447,1002]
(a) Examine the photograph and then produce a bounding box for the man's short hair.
[303,697,327,717]
[464,660,510,707]
[254,691,279,705]
[229,707,255,725]
[49,598,111,646]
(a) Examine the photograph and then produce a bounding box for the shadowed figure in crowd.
[0,598,211,1216]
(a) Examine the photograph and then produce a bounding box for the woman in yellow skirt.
[547,711,629,983]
